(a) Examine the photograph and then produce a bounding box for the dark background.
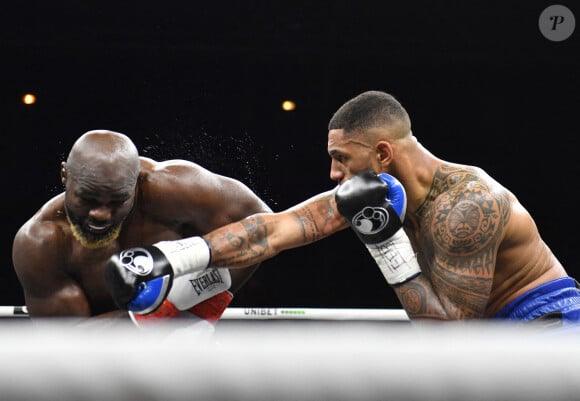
[1,1,578,310]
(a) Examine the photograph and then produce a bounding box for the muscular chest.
[403,213,435,276]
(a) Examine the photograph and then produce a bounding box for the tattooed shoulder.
[431,169,511,257]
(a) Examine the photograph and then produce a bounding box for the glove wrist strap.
[366,228,421,285]
[153,236,211,277]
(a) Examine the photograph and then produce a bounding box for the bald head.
[328,91,411,140]
[65,130,140,188]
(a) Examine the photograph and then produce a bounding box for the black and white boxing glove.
[335,170,421,285]
[105,236,211,314]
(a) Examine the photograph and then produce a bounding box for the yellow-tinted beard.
[67,216,122,249]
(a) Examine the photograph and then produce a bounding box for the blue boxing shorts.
[494,277,580,326]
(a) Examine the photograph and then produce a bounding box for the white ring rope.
[223,307,409,320]
[0,320,579,401]
[0,306,28,317]
[0,305,410,320]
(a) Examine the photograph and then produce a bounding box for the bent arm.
[104,188,350,311]
[204,189,349,268]
[393,181,508,320]
[12,222,92,318]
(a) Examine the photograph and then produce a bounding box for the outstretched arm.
[106,189,349,312]
[205,189,348,268]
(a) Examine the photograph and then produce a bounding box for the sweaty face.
[327,129,379,185]
[64,176,136,249]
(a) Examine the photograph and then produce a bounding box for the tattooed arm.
[393,169,510,320]
[203,189,349,268]
[105,189,349,311]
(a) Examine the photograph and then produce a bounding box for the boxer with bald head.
[108,91,580,327]
[13,129,271,330]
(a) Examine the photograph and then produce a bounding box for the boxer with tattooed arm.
[108,91,580,326]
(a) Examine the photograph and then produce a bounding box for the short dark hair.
[328,91,409,134]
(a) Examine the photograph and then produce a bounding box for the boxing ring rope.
[1,304,580,401]
[0,317,579,401]
[223,307,410,321]
[0,305,410,321]
[0,305,29,317]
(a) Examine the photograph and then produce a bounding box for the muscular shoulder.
[140,157,262,202]
[13,194,70,276]
[138,157,271,229]
[140,157,220,190]
[14,194,68,244]
[420,164,511,255]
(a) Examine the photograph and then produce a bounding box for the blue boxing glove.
[105,236,212,314]
[335,170,421,285]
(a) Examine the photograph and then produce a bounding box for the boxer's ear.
[375,141,393,166]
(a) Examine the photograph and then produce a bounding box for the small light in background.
[281,100,296,111]
[22,93,37,105]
